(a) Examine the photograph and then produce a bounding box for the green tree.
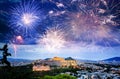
[43,75,55,79]
[43,74,76,79]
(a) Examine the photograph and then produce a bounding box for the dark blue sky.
[0,0,120,60]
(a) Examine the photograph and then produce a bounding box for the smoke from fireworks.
[50,0,120,46]
[69,13,112,42]
[7,0,120,48]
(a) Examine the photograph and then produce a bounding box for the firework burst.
[9,0,44,36]
[7,0,120,47]
[61,0,120,46]
[69,13,112,41]
[38,26,67,52]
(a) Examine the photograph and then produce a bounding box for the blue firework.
[9,0,44,35]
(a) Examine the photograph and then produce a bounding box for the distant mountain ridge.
[0,56,120,63]
[0,57,33,66]
[0,56,33,63]
[103,57,120,61]
[8,58,33,62]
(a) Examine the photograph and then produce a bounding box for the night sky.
[0,0,120,60]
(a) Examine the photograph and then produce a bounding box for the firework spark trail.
[12,44,17,58]
[49,0,120,47]
[7,0,120,49]
[69,12,112,41]
[11,36,23,57]
[38,26,67,52]
[37,0,120,48]
[9,0,44,36]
